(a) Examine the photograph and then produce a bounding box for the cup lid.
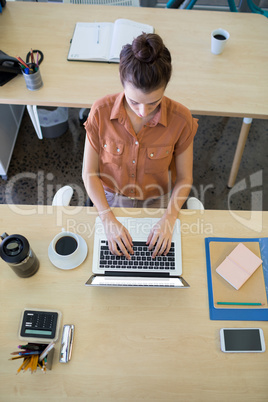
[0,234,30,263]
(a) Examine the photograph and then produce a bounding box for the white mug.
[48,230,82,269]
[52,230,79,258]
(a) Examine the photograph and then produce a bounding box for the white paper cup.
[211,28,230,55]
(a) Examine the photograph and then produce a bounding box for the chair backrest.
[168,0,268,16]
[52,185,74,206]
[65,0,139,6]
[186,197,205,210]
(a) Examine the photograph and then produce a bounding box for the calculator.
[19,308,62,343]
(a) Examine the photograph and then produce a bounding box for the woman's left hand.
[146,214,177,258]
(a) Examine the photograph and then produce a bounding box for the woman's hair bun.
[132,33,164,63]
[119,32,172,91]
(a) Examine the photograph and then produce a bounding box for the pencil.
[9,355,26,360]
[217,302,264,306]
[30,48,35,64]
[23,358,32,372]
[17,359,27,374]
[16,56,28,70]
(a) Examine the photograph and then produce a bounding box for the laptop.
[85,217,190,288]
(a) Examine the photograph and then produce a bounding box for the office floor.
[0,108,267,210]
[1,1,267,210]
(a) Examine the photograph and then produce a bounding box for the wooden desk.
[0,204,267,401]
[1,3,268,183]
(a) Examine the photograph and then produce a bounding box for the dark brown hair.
[119,33,172,92]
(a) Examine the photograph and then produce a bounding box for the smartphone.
[220,328,265,353]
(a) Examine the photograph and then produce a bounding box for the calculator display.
[25,329,53,335]
[20,310,58,339]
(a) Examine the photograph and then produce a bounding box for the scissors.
[26,50,44,66]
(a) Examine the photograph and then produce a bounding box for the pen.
[36,51,39,67]
[18,344,46,351]
[11,350,37,355]
[96,25,100,44]
[217,302,264,306]
[18,351,41,356]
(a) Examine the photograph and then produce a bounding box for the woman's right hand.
[101,213,133,259]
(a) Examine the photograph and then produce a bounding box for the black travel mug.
[0,233,39,278]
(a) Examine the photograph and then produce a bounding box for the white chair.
[52,185,74,206]
[186,197,204,210]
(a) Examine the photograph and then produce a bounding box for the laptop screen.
[86,274,189,288]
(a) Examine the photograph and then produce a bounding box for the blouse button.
[150,153,154,157]
[104,144,107,148]
[132,160,136,164]
[135,141,139,145]
[117,148,120,152]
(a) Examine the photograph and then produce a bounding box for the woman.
[83,33,198,259]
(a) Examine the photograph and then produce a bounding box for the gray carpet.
[0,107,267,210]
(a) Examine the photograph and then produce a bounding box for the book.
[216,242,263,290]
[67,19,154,63]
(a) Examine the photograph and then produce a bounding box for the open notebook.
[86,217,189,288]
[68,19,154,63]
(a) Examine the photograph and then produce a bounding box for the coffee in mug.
[55,236,78,256]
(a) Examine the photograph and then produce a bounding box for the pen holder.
[22,63,43,91]
[10,343,54,374]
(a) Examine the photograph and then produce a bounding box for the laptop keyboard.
[99,241,176,271]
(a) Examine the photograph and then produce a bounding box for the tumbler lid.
[0,234,30,263]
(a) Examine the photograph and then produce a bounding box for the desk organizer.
[10,343,54,374]
[37,107,68,138]
[22,63,43,91]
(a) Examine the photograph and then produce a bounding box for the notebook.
[85,216,189,288]
[216,243,263,290]
[205,237,268,321]
[67,19,154,63]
